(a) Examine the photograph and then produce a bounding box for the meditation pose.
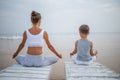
[13,11,62,67]
[70,25,97,65]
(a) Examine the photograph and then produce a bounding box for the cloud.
[0,0,120,34]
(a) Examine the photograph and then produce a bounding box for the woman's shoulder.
[25,28,31,33]
[42,29,48,34]
[43,29,49,39]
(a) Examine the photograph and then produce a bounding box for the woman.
[12,11,62,67]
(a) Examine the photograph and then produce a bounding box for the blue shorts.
[15,54,59,67]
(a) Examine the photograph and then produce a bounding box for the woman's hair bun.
[31,10,41,24]
[31,11,36,16]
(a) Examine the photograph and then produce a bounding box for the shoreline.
[0,32,120,39]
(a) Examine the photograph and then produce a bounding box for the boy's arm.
[90,41,97,56]
[12,31,27,58]
[70,40,78,56]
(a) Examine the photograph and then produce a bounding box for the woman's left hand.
[57,53,62,59]
[12,53,17,59]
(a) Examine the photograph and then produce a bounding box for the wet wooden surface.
[0,64,51,80]
[65,62,120,80]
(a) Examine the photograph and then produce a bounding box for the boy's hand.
[70,52,74,57]
[94,50,98,56]
[57,54,62,59]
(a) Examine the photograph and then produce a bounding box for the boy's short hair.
[79,24,89,34]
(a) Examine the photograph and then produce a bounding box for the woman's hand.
[57,54,62,59]
[44,31,63,59]
[12,31,27,59]
[12,53,18,59]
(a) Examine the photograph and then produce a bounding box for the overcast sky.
[0,0,120,35]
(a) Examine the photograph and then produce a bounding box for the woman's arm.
[70,40,78,56]
[90,41,97,56]
[43,31,62,58]
[12,31,27,58]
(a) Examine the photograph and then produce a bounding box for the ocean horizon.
[0,32,120,39]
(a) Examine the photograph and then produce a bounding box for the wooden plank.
[1,69,49,74]
[6,64,51,70]
[66,77,120,80]
[0,77,45,80]
[0,64,51,80]
[65,62,120,80]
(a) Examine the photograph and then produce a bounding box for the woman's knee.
[48,56,59,64]
[15,55,25,64]
[54,56,59,62]
[42,56,59,66]
[15,56,21,64]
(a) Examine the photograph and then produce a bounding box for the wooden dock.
[65,62,120,80]
[0,64,51,80]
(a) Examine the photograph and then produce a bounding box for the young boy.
[70,24,97,65]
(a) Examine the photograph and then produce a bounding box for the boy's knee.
[92,56,96,61]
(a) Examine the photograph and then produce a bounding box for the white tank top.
[26,29,45,47]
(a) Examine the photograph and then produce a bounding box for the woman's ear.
[38,20,41,26]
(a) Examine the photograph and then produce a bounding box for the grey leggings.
[15,54,59,67]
